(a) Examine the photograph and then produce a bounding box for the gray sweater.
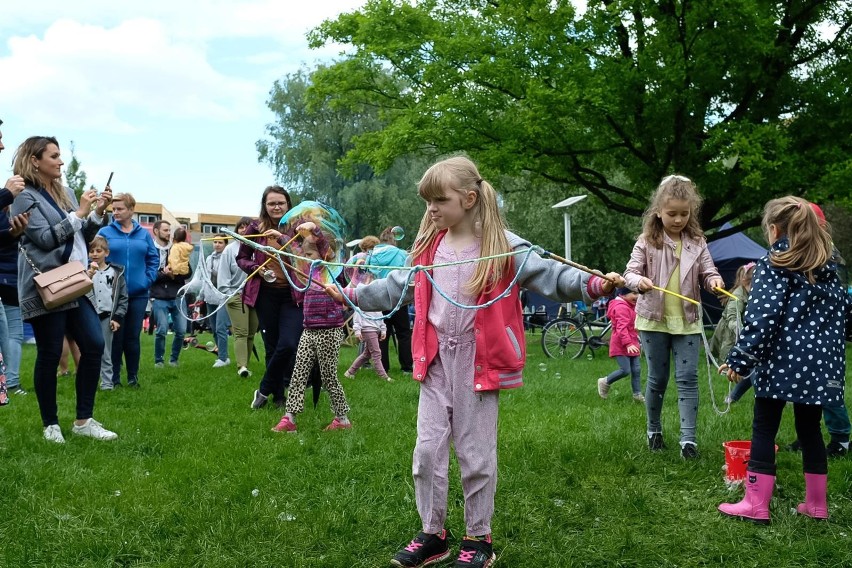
[216,240,247,296]
[12,185,106,320]
[353,230,593,311]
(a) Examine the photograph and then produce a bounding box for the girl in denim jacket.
[331,156,622,568]
[623,175,723,459]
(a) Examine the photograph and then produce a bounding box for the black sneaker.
[827,441,848,458]
[680,442,699,460]
[455,536,495,568]
[250,390,268,410]
[391,530,450,567]
[9,386,28,395]
[648,433,665,452]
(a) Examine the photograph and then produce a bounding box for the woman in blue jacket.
[97,193,158,387]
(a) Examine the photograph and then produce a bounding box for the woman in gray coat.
[11,136,118,443]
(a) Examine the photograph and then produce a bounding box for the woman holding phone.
[11,136,117,443]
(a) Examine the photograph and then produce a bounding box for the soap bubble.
[554,372,562,379]
[538,363,547,372]
[251,489,260,497]
[391,226,405,241]
[206,341,216,352]
[262,269,277,283]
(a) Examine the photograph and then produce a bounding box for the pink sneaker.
[324,418,352,431]
[271,415,297,433]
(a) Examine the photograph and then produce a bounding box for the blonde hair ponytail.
[411,156,511,295]
[762,196,832,283]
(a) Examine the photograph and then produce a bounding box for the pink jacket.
[623,233,720,323]
[607,296,639,357]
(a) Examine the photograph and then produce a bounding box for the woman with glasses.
[237,186,304,409]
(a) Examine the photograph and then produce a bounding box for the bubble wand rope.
[326,245,541,321]
[245,233,302,281]
[537,250,619,284]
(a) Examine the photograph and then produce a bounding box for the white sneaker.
[72,418,118,441]
[43,424,65,444]
[237,366,251,378]
[213,358,231,368]
[597,377,610,399]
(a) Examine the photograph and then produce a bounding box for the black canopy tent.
[701,223,767,324]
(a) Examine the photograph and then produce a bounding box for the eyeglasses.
[661,174,691,183]
[266,202,288,209]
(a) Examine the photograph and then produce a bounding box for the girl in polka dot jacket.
[719,196,852,524]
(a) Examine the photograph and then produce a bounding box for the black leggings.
[749,397,827,475]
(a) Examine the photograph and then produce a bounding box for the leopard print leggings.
[285,327,349,417]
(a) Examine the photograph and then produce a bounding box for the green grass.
[2,332,852,567]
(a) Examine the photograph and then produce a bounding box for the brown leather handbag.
[20,247,93,310]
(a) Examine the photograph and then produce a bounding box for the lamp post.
[551,195,587,261]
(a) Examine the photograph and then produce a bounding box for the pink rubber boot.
[718,471,774,524]
[796,473,828,519]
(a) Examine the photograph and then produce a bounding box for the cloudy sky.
[0,0,366,217]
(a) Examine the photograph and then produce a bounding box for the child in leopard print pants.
[272,223,351,433]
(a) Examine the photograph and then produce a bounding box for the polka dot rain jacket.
[725,237,852,406]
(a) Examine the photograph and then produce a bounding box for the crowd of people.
[2,121,851,568]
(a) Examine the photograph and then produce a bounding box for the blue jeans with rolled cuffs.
[2,304,24,389]
[153,298,187,365]
[641,331,700,445]
[605,355,642,394]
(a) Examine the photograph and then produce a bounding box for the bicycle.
[541,309,612,360]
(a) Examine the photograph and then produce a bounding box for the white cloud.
[0,18,260,132]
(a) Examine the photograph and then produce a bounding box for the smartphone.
[105,172,114,188]
[8,201,38,219]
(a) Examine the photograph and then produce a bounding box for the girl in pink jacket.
[623,175,723,459]
[333,156,622,568]
[597,288,643,402]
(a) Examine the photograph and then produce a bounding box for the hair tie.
[795,202,802,209]
[476,178,483,186]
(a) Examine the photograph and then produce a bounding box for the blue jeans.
[2,305,23,389]
[111,296,148,384]
[29,299,104,426]
[641,331,700,444]
[605,355,641,394]
[824,404,851,444]
[153,298,186,364]
[208,304,230,362]
[0,299,9,379]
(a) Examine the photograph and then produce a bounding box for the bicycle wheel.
[541,318,587,359]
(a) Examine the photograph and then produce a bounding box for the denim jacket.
[623,233,720,324]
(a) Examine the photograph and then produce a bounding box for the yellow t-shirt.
[636,242,702,335]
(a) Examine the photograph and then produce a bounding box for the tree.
[308,0,852,237]
[257,67,432,242]
[64,141,88,201]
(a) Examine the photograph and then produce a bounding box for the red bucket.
[722,441,751,481]
[722,441,778,482]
